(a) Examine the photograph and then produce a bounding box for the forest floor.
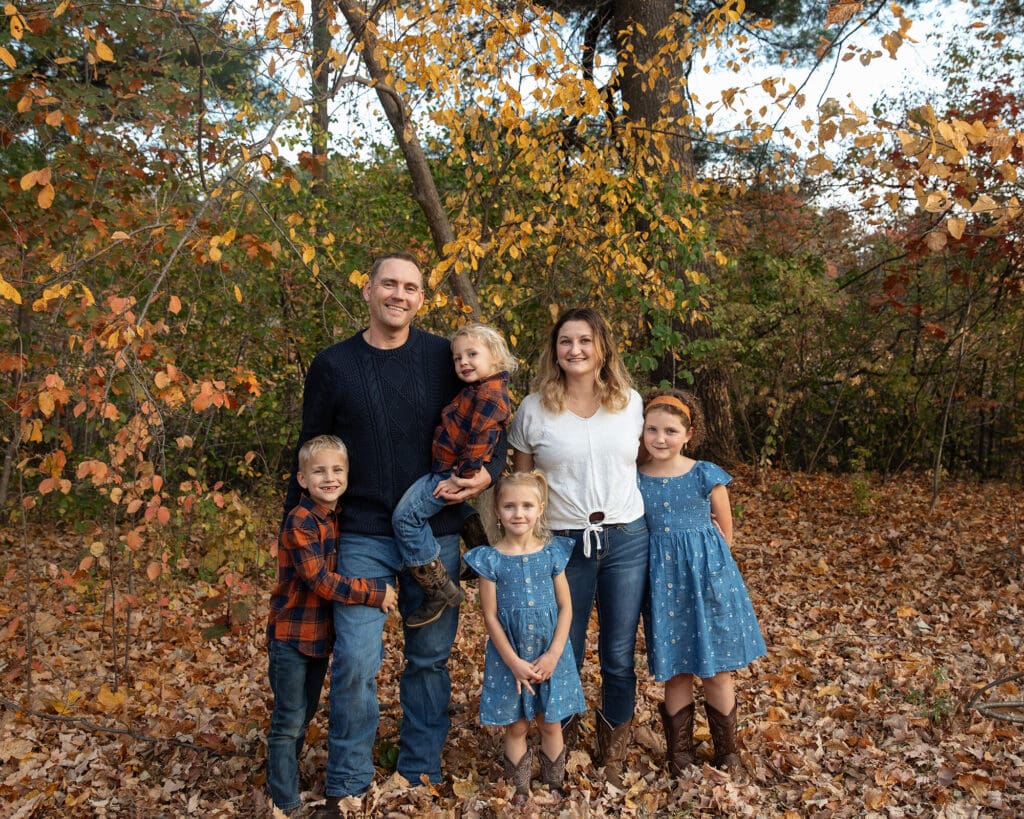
[1,467,1022,818]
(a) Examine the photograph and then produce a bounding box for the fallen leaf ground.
[2,469,1022,817]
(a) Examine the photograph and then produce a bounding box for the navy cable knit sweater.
[283,326,507,536]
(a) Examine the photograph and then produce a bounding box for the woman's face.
[555,319,602,381]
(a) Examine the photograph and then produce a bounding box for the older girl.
[639,388,766,778]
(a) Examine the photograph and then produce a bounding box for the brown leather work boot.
[406,558,465,628]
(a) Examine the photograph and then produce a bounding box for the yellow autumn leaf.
[37,390,56,417]
[54,0,70,16]
[96,41,115,62]
[302,244,315,264]
[0,274,22,305]
[234,284,242,303]
[946,216,966,240]
[96,684,126,712]
[9,12,24,40]
[37,183,55,209]
[0,45,15,68]
[348,270,368,287]
[19,170,38,190]
[169,294,182,314]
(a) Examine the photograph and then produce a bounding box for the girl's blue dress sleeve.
[698,461,733,496]
[463,545,499,581]
[547,536,574,575]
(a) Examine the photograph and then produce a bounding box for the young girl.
[463,472,586,801]
[638,389,766,778]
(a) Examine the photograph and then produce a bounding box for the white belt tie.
[582,516,605,558]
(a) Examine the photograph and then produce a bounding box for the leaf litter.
[1,468,1021,816]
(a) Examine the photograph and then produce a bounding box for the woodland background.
[1,0,1022,815]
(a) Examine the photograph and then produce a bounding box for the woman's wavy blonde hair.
[532,307,632,413]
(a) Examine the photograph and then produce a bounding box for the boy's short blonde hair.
[451,323,518,375]
[298,434,348,471]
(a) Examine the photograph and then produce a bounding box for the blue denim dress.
[464,537,586,725]
[639,462,767,681]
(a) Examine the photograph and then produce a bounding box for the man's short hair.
[370,252,422,282]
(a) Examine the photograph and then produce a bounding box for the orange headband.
[646,395,692,421]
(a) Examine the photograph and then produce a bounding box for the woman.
[509,307,648,788]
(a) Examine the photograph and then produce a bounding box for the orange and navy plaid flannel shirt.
[267,495,387,657]
[431,370,511,477]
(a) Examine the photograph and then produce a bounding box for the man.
[282,252,503,814]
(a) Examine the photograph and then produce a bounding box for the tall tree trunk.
[310,0,331,196]
[336,0,482,315]
[612,0,739,464]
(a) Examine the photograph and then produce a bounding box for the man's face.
[362,258,425,333]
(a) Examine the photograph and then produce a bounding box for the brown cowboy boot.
[594,709,631,789]
[502,747,533,803]
[406,558,465,628]
[659,701,696,776]
[704,700,744,774]
[538,746,566,797]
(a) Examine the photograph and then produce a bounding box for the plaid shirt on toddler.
[431,370,511,476]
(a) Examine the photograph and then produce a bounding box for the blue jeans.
[391,472,447,567]
[266,640,329,811]
[326,532,461,797]
[558,517,649,726]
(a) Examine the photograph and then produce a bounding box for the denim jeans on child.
[557,516,649,726]
[326,532,461,797]
[266,639,329,811]
[390,472,449,567]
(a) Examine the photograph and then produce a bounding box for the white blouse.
[509,390,645,531]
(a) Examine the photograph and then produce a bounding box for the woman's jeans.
[557,517,649,726]
[326,532,461,797]
[391,472,448,567]
[266,640,329,811]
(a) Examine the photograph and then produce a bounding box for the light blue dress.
[639,462,767,681]
[464,537,586,725]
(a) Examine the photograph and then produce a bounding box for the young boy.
[391,323,516,628]
[266,434,397,814]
